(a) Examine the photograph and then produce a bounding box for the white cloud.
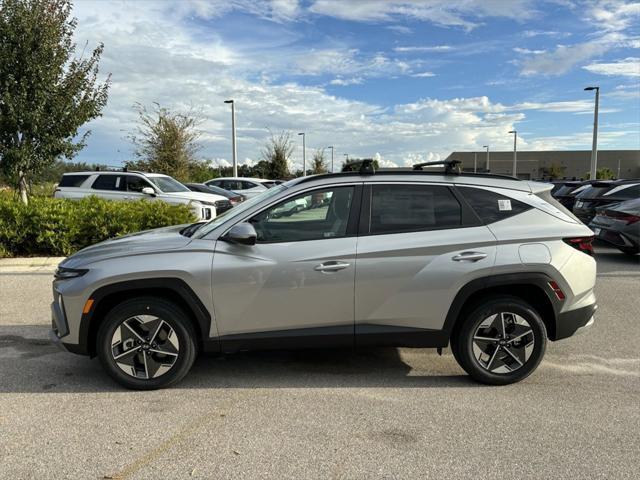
[394,45,453,53]
[583,57,640,77]
[308,0,538,30]
[523,30,571,38]
[329,77,364,86]
[584,0,640,32]
[513,47,546,54]
[411,71,436,77]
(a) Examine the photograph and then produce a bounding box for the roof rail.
[413,159,461,174]
[341,158,376,174]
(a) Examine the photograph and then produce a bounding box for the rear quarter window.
[91,175,123,191]
[458,187,532,224]
[58,175,89,187]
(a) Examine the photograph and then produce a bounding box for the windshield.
[194,183,289,238]
[148,176,190,193]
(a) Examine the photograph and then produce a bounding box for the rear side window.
[605,183,640,200]
[369,184,461,234]
[458,187,532,224]
[58,175,89,187]
[91,175,123,191]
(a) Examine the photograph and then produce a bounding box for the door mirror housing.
[222,223,257,246]
[141,187,156,196]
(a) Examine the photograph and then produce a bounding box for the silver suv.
[54,171,232,220]
[50,161,597,389]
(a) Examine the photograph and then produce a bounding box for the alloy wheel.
[110,315,180,379]
[471,312,535,374]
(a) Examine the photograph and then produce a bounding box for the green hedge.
[0,194,196,257]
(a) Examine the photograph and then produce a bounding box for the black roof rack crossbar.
[413,159,461,174]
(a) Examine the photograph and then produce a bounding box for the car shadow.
[0,325,475,393]
[594,245,640,273]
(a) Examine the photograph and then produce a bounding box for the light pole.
[224,100,237,177]
[326,146,334,172]
[298,132,306,176]
[474,152,477,173]
[585,86,600,180]
[482,145,490,171]
[508,130,517,177]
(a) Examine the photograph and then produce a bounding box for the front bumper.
[49,329,69,352]
[555,303,597,340]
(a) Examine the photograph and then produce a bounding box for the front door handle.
[314,261,350,272]
[452,252,487,262]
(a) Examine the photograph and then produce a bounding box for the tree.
[584,167,616,180]
[260,130,292,179]
[126,103,203,182]
[0,0,110,204]
[310,149,328,174]
[546,162,566,179]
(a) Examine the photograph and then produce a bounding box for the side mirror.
[141,187,156,196]
[222,223,257,246]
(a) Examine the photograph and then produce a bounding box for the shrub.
[0,195,196,257]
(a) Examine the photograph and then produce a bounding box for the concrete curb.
[0,257,65,273]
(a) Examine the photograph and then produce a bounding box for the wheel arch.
[80,278,214,357]
[444,273,561,342]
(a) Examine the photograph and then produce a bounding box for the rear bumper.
[555,303,597,341]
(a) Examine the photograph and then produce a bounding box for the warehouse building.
[444,150,640,180]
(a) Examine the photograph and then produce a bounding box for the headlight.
[54,267,88,280]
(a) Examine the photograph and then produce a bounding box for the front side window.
[148,176,190,193]
[126,175,153,192]
[250,187,354,243]
[369,184,461,234]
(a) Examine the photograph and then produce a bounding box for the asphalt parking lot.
[0,245,638,479]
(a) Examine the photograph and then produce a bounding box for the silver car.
[50,162,597,389]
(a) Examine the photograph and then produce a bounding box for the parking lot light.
[224,100,238,177]
[584,86,600,180]
[298,132,306,176]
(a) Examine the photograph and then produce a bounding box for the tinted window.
[608,184,640,200]
[369,184,461,234]
[126,175,153,192]
[251,187,354,242]
[576,184,613,199]
[554,184,581,196]
[91,175,123,191]
[458,187,532,224]
[58,175,89,187]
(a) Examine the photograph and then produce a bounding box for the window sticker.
[498,199,512,211]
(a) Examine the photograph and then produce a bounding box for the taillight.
[563,236,594,256]
[548,281,566,301]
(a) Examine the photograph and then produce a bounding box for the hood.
[60,224,193,268]
[161,190,227,203]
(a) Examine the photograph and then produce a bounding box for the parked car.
[184,183,244,207]
[552,180,591,210]
[573,179,640,224]
[54,171,230,221]
[51,162,597,390]
[589,198,640,255]
[205,177,272,198]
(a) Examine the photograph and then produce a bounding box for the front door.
[211,185,361,351]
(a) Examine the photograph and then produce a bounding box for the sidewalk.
[0,257,65,273]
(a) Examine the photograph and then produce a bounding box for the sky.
[71,0,640,171]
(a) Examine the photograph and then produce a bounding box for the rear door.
[90,174,126,200]
[354,182,497,346]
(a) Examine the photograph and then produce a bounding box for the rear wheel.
[97,297,197,390]
[618,247,639,255]
[452,296,547,385]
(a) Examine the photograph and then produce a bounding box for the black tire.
[451,296,547,385]
[618,247,639,256]
[97,297,198,390]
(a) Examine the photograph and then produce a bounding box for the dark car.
[573,180,640,224]
[553,180,591,210]
[590,198,640,255]
[185,183,245,207]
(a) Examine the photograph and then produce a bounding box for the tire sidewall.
[97,297,197,390]
[457,296,547,385]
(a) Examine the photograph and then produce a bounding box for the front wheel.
[452,296,547,385]
[97,297,198,390]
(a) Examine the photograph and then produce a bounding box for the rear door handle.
[452,252,487,262]
[314,261,350,272]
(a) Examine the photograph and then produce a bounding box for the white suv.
[205,177,273,198]
[54,171,231,220]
